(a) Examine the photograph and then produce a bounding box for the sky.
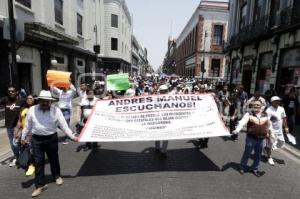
[126,0,200,71]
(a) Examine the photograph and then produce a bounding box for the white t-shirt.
[80,97,98,119]
[266,106,286,138]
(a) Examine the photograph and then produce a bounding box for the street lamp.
[51,58,58,66]
[8,0,18,86]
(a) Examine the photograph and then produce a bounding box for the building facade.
[162,38,176,75]
[226,0,300,95]
[0,0,102,96]
[175,0,229,81]
[131,35,149,76]
[100,0,132,74]
[0,0,137,97]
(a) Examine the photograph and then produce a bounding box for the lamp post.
[201,31,208,82]
[8,0,19,86]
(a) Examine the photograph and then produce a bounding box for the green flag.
[106,73,130,91]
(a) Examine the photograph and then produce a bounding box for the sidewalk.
[0,120,10,161]
[283,125,300,159]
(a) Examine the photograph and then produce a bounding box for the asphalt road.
[0,132,300,199]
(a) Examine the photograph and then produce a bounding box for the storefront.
[256,52,273,94]
[278,48,300,96]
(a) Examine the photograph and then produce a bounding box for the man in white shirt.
[154,85,169,158]
[265,96,289,166]
[21,90,78,197]
[50,83,76,144]
[79,89,99,150]
[78,82,87,101]
[246,91,267,111]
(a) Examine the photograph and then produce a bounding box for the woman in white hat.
[265,96,289,166]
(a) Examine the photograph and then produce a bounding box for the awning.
[25,22,78,45]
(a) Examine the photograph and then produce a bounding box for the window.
[77,0,84,8]
[77,60,84,66]
[55,0,63,25]
[270,0,281,27]
[211,59,221,77]
[111,38,118,51]
[111,14,118,28]
[16,0,31,8]
[239,4,247,30]
[55,56,64,64]
[254,0,266,21]
[213,25,223,46]
[77,13,83,35]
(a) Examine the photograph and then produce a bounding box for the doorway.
[242,70,252,94]
[17,63,32,94]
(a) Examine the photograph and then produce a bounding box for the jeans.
[61,109,71,125]
[240,135,264,171]
[32,133,60,188]
[61,109,71,141]
[7,128,19,159]
[287,114,295,133]
[155,141,168,153]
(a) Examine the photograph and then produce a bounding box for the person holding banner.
[21,90,78,197]
[154,84,169,158]
[233,100,270,177]
[50,83,76,145]
[79,89,99,150]
[196,85,210,148]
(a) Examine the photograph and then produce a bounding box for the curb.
[282,144,300,160]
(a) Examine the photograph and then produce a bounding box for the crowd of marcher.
[0,74,299,197]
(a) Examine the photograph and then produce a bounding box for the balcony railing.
[292,2,300,24]
[227,6,300,51]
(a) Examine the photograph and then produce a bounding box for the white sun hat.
[37,90,56,101]
[270,96,281,102]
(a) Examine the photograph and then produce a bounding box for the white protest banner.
[78,94,230,142]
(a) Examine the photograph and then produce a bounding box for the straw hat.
[37,90,56,101]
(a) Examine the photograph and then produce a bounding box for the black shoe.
[155,148,161,154]
[160,153,167,159]
[251,170,261,177]
[231,134,238,141]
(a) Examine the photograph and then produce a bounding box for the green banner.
[106,73,130,91]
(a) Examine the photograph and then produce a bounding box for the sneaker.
[26,164,35,176]
[55,177,63,185]
[31,185,48,197]
[62,141,69,145]
[251,170,261,177]
[268,157,275,166]
[9,159,16,167]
